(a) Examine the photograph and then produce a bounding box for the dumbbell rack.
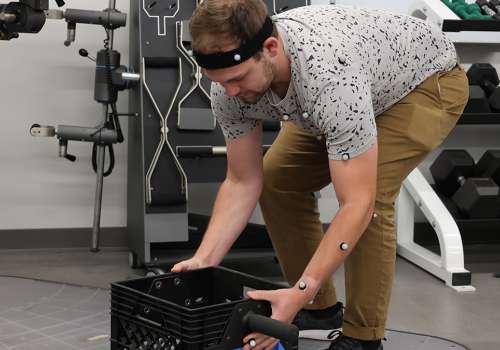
[409,0,500,43]
[397,0,500,292]
[458,113,500,124]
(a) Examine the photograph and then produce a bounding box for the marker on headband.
[192,16,274,70]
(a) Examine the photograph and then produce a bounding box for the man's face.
[203,54,275,104]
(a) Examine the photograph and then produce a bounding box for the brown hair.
[190,0,278,55]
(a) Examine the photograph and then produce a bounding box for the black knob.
[55,0,65,7]
[79,48,88,57]
[79,49,95,62]
[65,154,76,162]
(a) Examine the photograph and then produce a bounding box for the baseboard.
[0,227,127,250]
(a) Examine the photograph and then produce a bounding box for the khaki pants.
[259,65,469,340]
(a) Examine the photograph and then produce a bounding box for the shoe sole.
[298,328,343,341]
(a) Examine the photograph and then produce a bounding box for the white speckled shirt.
[210,5,457,160]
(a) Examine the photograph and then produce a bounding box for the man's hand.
[243,288,307,350]
[170,256,210,273]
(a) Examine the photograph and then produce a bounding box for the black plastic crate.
[111,267,298,350]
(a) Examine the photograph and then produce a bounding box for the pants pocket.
[407,104,443,152]
[405,73,443,152]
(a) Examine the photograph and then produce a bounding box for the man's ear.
[262,37,280,57]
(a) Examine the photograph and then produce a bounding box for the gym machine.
[127,0,310,269]
[3,0,141,251]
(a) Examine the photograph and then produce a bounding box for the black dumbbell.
[454,150,500,218]
[476,0,500,18]
[475,149,500,186]
[488,0,500,16]
[430,150,475,196]
[430,150,500,219]
[467,63,500,113]
[452,178,500,218]
[464,85,491,113]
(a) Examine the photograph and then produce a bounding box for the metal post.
[108,0,115,48]
[90,105,109,252]
[90,0,117,252]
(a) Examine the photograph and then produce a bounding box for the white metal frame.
[396,168,475,292]
[142,0,180,36]
[409,0,500,44]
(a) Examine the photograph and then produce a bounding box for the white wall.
[1,0,499,233]
[0,0,129,230]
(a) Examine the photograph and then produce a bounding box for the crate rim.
[110,266,286,314]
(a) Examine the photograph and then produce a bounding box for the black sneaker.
[292,302,344,340]
[325,333,383,350]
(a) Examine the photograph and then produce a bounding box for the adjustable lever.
[59,139,76,162]
[79,48,96,62]
[64,21,75,46]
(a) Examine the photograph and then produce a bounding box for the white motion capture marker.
[342,154,350,161]
[373,213,378,218]
[298,280,307,290]
[340,242,349,251]
[302,112,309,119]
[249,339,257,348]
[234,54,241,62]
[283,114,290,121]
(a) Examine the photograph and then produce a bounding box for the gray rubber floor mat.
[300,331,469,350]
[0,277,469,350]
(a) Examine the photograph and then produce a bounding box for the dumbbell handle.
[476,0,497,16]
[480,80,498,97]
[457,175,466,186]
[489,0,500,13]
[243,313,298,350]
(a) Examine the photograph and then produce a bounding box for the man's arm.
[298,142,378,298]
[172,124,264,271]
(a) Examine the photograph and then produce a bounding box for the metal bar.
[90,105,108,252]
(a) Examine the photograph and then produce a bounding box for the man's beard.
[239,91,265,104]
[238,58,274,105]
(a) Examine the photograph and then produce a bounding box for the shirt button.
[302,112,309,119]
[283,114,290,121]
[341,153,350,161]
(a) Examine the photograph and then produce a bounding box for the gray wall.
[1,0,499,238]
[0,0,129,231]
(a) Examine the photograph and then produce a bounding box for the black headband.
[192,16,274,70]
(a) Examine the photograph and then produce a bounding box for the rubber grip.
[243,313,298,349]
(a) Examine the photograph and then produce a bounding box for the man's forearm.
[194,177,262,266]
[299,201,374,299]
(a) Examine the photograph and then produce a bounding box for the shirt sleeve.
[210,83,259,139]
[310,72,377,160]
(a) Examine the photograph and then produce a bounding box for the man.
[171,1,469,349]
